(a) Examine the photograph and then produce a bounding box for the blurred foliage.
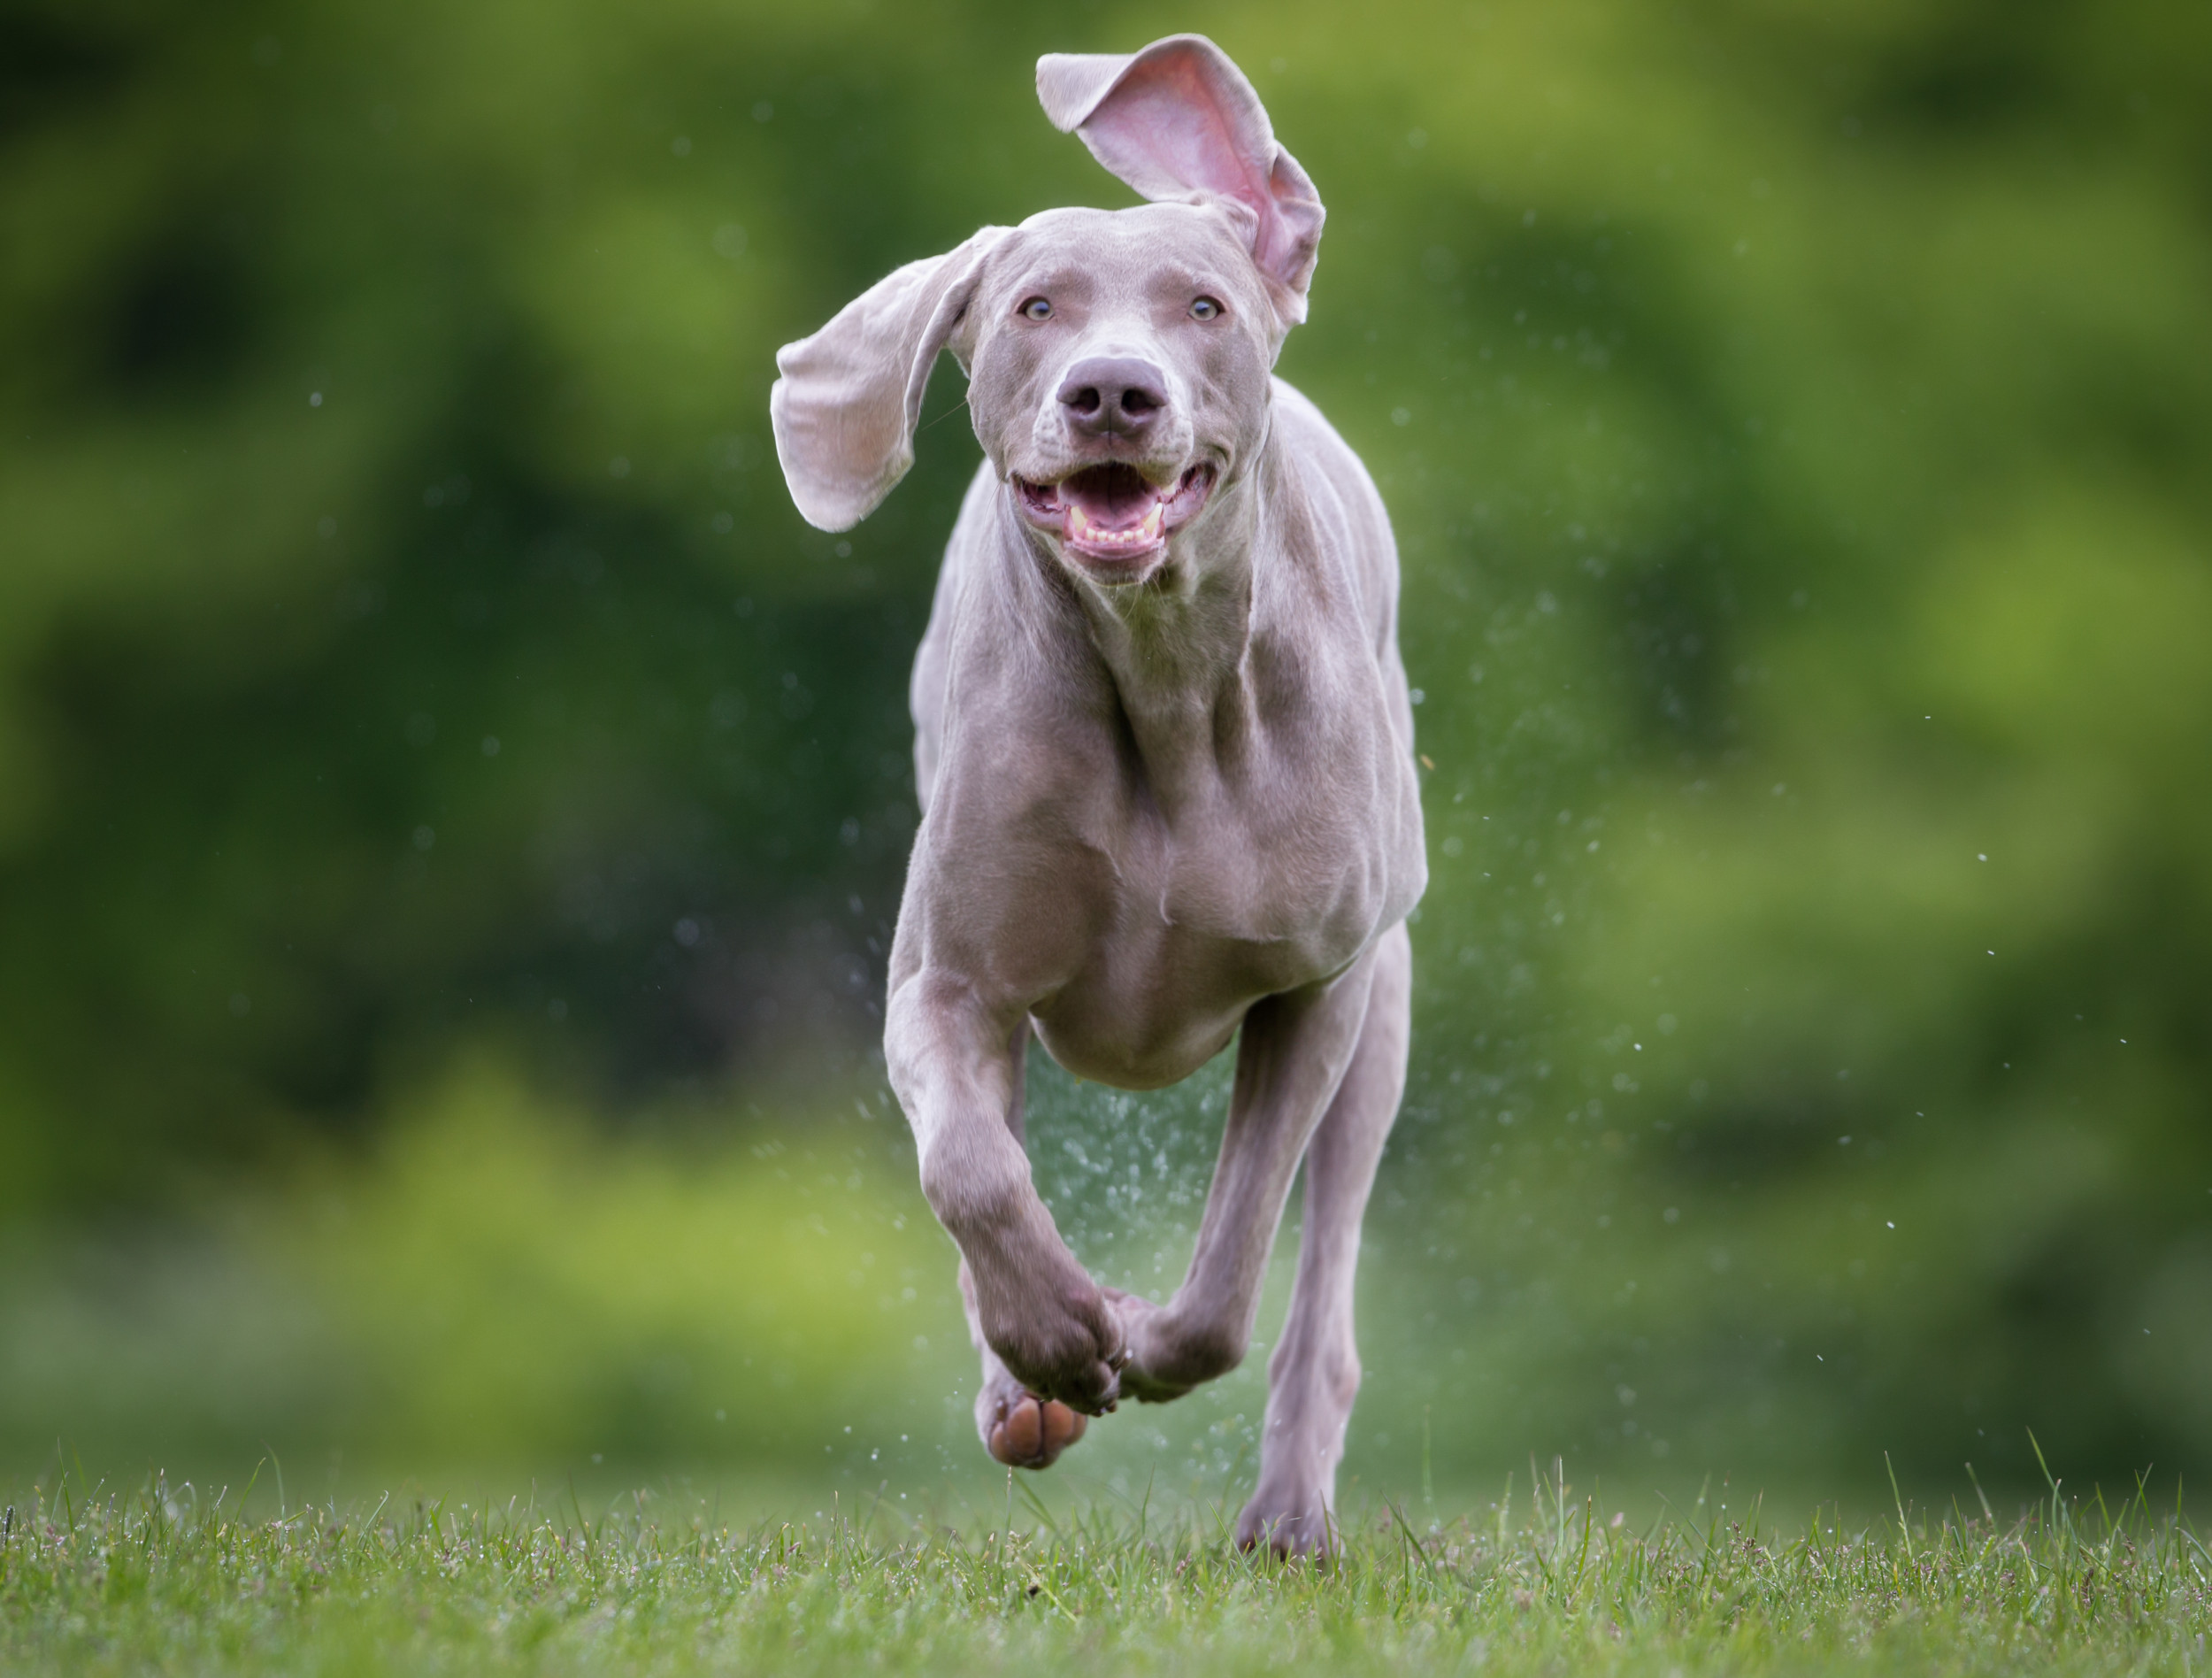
[0,1063,954,1474]
[0,1065,1298,1510]
[1,0,2208,1505]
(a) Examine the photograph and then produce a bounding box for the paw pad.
[987,1392,1087,1467]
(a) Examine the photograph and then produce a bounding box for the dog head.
[772,35,1323,587]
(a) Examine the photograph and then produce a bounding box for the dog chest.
[914,741,1416,1088]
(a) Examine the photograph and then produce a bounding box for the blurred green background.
[3,0,2208,1520]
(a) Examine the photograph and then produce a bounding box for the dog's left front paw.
[1100,1287,1191,1403]
[1104,1287,1250,1401]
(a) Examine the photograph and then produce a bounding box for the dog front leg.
[955,1022,1093,1466]
[1112,947,1379,1406]
[886,974,1125,1432]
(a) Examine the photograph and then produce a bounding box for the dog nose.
[1056,357,1169,437]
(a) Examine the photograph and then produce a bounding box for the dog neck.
[1008,450,1276,817]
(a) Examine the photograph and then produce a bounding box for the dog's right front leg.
[886,973,1126,1429]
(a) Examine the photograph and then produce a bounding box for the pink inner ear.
[1045,37,1325,313]
[1078,51,1278,231]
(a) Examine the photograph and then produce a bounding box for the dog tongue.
[1061,464,1156,530]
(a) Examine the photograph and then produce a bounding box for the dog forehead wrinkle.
[1009,254,1095,289]
[1006,203,1253,277]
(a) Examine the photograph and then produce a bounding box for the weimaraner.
[770,35,1425,1556]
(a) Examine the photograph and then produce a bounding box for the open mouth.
[1014,463,1217,565]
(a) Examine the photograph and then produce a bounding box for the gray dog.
[770,35,1425,1556]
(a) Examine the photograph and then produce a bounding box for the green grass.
[4,1467,2207,1675]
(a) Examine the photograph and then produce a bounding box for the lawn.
[5,1466,2205,1675]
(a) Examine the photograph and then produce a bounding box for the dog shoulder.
[1266,377,1402,646]
[1268,380,1391,521]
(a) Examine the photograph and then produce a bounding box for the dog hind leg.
[1234,920,1411,1559]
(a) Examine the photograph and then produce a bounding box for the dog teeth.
[1063,495,1166,551]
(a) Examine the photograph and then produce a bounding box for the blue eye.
[1190,296,1223,320]
[1021,296,1053,320]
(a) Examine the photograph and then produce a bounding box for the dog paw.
[978,1366,1087,1468]
[1234,1486,1337,1560]
[1100,1287,1188,1403]
[1102,1287,1249,1401]
[971,1262,1125,1415]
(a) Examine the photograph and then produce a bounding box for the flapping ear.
[771,228,1006,532]
[1037,35,1324,323]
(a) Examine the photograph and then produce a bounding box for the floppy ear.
[1037,35,1324,323]
[771,228,1006,532]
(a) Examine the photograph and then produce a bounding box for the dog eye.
[1019,296,1053,321]
[1190,296,1224,320]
